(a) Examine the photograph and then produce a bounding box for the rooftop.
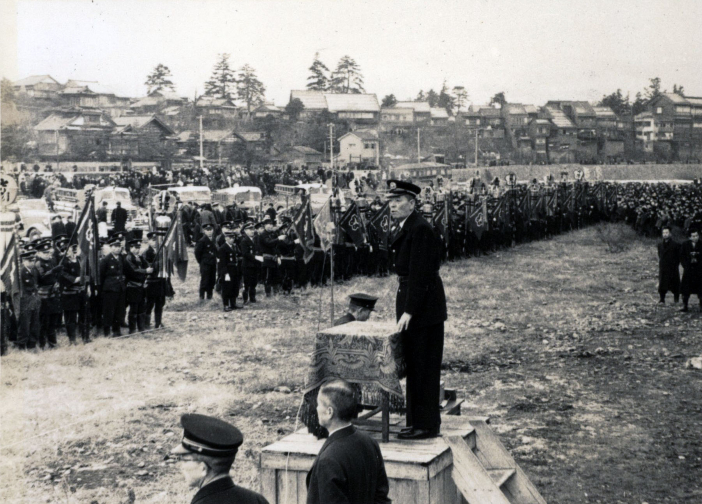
[290,90,328,110]
[544,106,576,128]
[394,101,431,113]
[325,93,380,112]
[13,75,61,87]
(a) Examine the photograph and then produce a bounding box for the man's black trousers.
[402,322,444,432]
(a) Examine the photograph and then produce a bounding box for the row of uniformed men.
[13,231,168,350]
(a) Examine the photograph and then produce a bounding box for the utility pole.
[199,115,204,170]
[475,128,479,166]
[328,123,336,324]
[417,128,421,162]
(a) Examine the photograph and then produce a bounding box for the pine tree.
[489,92,507,108]
[237,64,266,115]
[306,53,330,91]
[330,55,365,94]
[416,90,426,102]
[426,89,438,107]
[453,86,468,112]
[204,54,237,99]
[381,94,397,108]
[645,77,661,100]
[438,81,455,113]
[145,64,175,94]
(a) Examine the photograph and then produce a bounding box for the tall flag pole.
[1,233,21,320]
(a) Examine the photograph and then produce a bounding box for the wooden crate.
[260,415,475,504]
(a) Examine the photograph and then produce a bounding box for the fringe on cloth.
[300,382,405,439]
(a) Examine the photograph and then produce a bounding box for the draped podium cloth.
[301,321,406,438]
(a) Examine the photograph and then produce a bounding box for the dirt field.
[1,223,701,503]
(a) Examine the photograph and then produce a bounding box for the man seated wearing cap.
[306,379,391,504]
[172,414,269,504]
[333,293,378,326]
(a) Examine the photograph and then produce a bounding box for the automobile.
[275,183,332,212]
[53,185,148,230]
[151,185,212,209]
[10,198,57,240]
[212,186,262,214]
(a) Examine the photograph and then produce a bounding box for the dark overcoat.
[142,245,167,298]
[217,242,241,297]
[680,240,702,296]
[191,477,269,504]
[99,254,126,293]
[658,239,681,293]
[305,425,391,504]
[390,210,447,327]
[123,252,147,303]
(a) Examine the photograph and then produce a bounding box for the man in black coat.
[111,201,128,233]
[123,239,151,333]
[239,222,259,303]
[387,179,447,440]
[657,225,681,304]
[305,379,391,504]
[142,232,167,328]
[258,218,280,297]
[218,227,242,311]
[171,414,269,504]
[99,236,126,336]
[194,224,217,300]
[680,228,702,312]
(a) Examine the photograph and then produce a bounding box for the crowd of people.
[3,167,702,355]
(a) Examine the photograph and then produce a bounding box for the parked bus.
[53,186,148,230]
[387,162,452,184]
[275,183,332,211]
[213,186,262,216]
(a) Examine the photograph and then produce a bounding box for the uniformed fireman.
[99,236,126,337]
[218,225,242,311]
[195,223,217,300]
[35,238,63,349]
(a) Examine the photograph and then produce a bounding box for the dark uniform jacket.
[142,245,167,298]
[99,254,126,293]
[111,206,128,232]
[35,256,62,312]
[239,234,258,270]
[195,236,217,268]
[390,210,447,328]
[60,258,84,311]
[258,230,279,267]
[305,425,391,504]
[20,265,41,310]
[191,477,269,504]
[218,242,241,296]
[124,252,147,302]
[658,238,681,292]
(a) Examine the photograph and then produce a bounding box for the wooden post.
[381,391,390,443]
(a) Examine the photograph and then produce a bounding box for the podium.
[300,321,405,442]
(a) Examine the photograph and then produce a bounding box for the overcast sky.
[2,0,701,107]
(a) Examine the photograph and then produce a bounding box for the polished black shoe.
[224,307,232,312]
[397,428,440,440]
[400,426,414,434]
[680,306,689,312]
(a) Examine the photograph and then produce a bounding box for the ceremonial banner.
[433,201,449,245]
[468,200,487,240]
[76,197,100,286]
[547,190,558,217]
[1,234,21,318]
[292,199,315,263]
[161,210,189,281]
[301,321,405,438]
[313,197,334,252]
[368,202,390,252]
[338,200,366,248]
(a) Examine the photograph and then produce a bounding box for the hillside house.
[289,90,329,119]
[280,146,323,168]
[394,101,432,123]
[130,91,188,115]
[110,115,176,159]
[13,75,63,99]
[645,93,702,159]
[337,130,379,165]
[253,102,286,120]
[59,80,130,117]
[34,108,116,159]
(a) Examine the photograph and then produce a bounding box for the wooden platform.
[260,415,476,504]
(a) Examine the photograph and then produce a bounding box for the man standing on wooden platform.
[306,379,391,504]
[387,179,447,441]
